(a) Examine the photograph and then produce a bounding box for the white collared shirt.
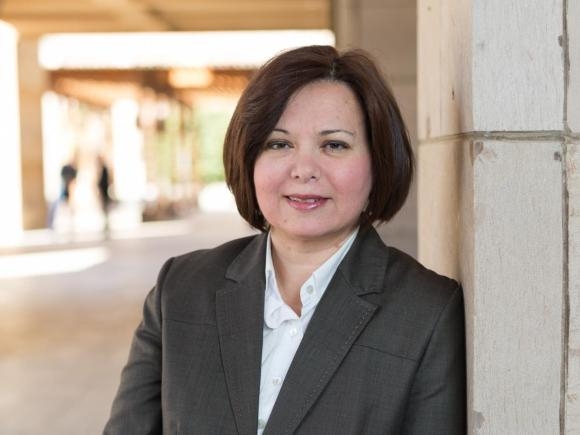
[257,230,358,434]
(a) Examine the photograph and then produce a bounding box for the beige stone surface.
[568,0,580,133]
[418,137,475,430]
[567,142,580,433]
[418,2,570,434]
[420,139,565,434]
[418,139,466,279]
[472,1,564,131]
[471,140,563,434]
[419,1,565,137]
[418,0,473,139]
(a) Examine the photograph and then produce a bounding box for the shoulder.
[384,246,460,306]
[345,227,459,304]
[349,229,463,360]
[378,245,462,331]
[160,233,261,284]
[150,233,264,320]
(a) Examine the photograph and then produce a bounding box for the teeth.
[289,196,318,203]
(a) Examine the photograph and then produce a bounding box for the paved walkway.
[0,211,415,435]
[0,212,256,435]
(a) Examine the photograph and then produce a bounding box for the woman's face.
[253,80,373,247]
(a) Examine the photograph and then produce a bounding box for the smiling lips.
[286,195,329,210]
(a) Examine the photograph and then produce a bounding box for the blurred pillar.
[418,1,577,433]
[332,0,361,49]
[18,37,47,229]
[110,99,147,227]
[0,21,23,243]
[333,0,418,257]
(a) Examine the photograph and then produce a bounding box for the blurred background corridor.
[0,1,419,433]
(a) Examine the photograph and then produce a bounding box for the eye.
[264,140,292,150]
[323,141,349,152]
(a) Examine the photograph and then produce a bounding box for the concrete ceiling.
[0,0,331,36]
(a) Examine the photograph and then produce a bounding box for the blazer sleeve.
[402,284,467,435]
[103,258,173,435]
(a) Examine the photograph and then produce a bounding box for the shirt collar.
[263,229,358,329]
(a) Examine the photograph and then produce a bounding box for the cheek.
[253,157,276,202]
[334,159,373,197]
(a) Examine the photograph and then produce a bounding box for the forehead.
[277,80,365,129]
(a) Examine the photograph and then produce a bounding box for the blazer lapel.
[216,234,268,435]
[263,228,387,435]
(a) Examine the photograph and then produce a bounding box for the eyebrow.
[320,129,355,137]
[272,128,355,137]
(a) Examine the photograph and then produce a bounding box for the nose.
[290,149,320,181]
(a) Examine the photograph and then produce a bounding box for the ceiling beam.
[0,0,330,36]
[86,0,174,31]
[4,19,159,36]
[142,0,328,13]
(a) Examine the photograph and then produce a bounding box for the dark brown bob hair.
[223,45,414,232]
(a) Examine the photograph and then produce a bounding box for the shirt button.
[272,376,282,386]
[258,419,266,429]
[306,285,314,295]
[289,327,298,337]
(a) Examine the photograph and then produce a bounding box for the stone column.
[566,2,580,432]
[18,37,48,229]
[333,0,418,257]
[418,1,578,433]
[0,21,23,243]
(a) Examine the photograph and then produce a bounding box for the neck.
[269,229,355,314]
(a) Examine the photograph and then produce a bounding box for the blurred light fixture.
[169,67,214,88]
[39,30,335,70]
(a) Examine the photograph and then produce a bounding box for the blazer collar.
[336,225,390,296]
[216,228,389,435]
[224,226,389,294]
[264,226,388,434]
[216,232,268,435]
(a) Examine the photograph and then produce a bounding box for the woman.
[104,45,466,434]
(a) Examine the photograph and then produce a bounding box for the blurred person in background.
[47,158,78,231]
[104,45,466,435]
[97,154,113,237]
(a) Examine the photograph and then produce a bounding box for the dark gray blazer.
[104,227,466,435]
